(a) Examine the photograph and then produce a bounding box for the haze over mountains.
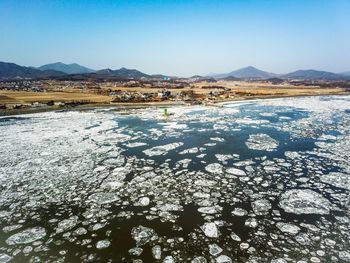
[38,62,95,74]
[95,68,149,79]
[0,61,349,81]
[0,62,65,79]
[210,66,276,79]
[209,66,350,81]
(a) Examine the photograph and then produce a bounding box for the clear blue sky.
[0,0,349,76]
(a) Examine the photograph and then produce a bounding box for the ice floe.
[201,223,220,238]
[205,163,223,174]
[0,96,349,262]
[6,227,46,245]
[96,240,111,249]
[276,222,301,235]
[246,134,279,151]
[226,167,246,176]
[143,142,183,156]
[251,199,271,215]
[320,172,350,190]
[279,189,331,215]
[131,226,158,246]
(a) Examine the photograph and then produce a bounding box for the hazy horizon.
[1,0,349,77]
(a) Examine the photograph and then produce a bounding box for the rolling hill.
[282,70,345,80]
[0,62,66,79]
[340,71,350,76]
[38,62,95,74]
[95,67,150,79]
[211,66,275,79]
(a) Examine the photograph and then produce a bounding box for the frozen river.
[0,95,350,263]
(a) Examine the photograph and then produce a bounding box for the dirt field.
[0,91,112,104]
[103,81,345,97]
[0,81,347,107]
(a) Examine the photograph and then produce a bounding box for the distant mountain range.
[0,61,349,81]
[38,62,95,74]
[0,62,162,80]
[0,62,65,79]
[211,66,275,79]
[210,66,350,81]
[95,67,150,79]
[282,70,343,80]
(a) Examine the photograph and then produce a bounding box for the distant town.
[1,62,349,113]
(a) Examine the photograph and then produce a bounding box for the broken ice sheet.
[279,189,331,215]
[201,222,220,238]
[0,96,349,262]
[6,227,46,245]
[143,142,183,156]
[320,172,350,190]
[246,133,279,151]
[131,226,158,246]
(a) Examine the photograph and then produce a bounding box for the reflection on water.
[0,95,350,262]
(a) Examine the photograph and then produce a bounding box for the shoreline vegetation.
[1,80,349,116]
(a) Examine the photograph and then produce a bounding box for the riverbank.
[1,90,349,117]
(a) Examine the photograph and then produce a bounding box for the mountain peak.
[38,62,95,74]
[282,69,345,80]
[95,67,149,79]
[0,61,66,79]
[212,66,275,79]
[243,66,258,70]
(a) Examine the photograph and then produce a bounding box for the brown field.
[0,81,347,108]
[103,81,345,96]
[0,91,112,104]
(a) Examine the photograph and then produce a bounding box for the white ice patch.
[88,192,120,205]
[126,142,147,148]
[259,96,350,112]
[216,154,238,163]
[320,172,350,190]
[230,232,241,242]
[143,142,183,157]
[159,122,188,130]
[163,256,175,263]
[191,256,207,263]
[96,240,111,249]
[134,197,150,207]
[198,206,222,214]
[157,203,183,212]
[0,254,12,263]
[231,208,248,217]
[276,222,301,235]
[201,222,220,238]
[236,118,269,125]
[131,225,158,246]
[245,218,258,228]
[56,216,79,234]
[251,199,271,216]
[6,227,46,245]
[246,134,279,151]
[226,168,246,176]
[210,137,225,142]
[205,163,223,174]
[279,189,331,215]
[152,245,162,260]
[179,147,199,154]
[195,179,217,187]
[209,243,223,256]
[216,255,232,263]
[2,224,22,233]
